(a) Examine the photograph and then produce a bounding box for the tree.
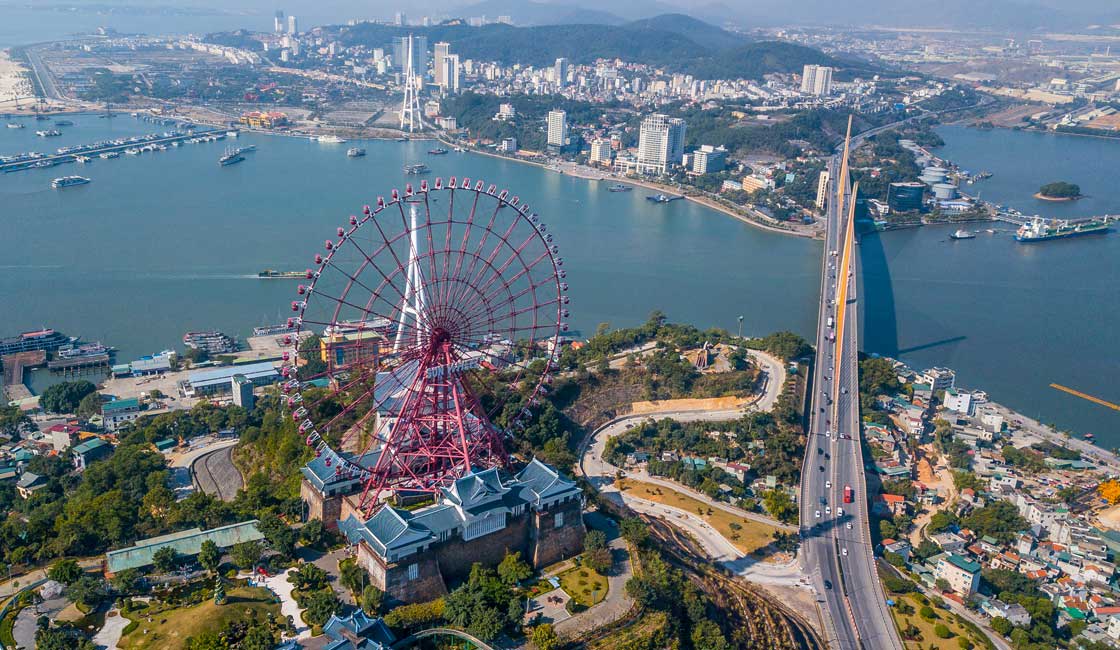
[198,539,221,574]
[302,589,339,627]
[76,392,103,419]
[584,546,612,574]
[619,517,650,546]
[39,380,98,414]
[958,637,974,650]
[66,575,107,609]
[110,568,145,595]
[361,585,383,616]
[530,623,561,650]
[152,546,181,574]
[340,559,367,597]
[288,562,329,592]
[299,518,326,548]
[1038,181,1080,198]
[584,529,607,551]
[934,623,951,639]
[935,578,951,592]
[691,619,731,650]
[761,489,798,524]
[0,404,32,439]
[48,559,83,585]
[36,629,96,650]
[258,514,297,558]
[231,540,263,569]
[213,576,226,605]
[497,550,532,586]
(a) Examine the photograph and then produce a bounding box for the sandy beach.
[0,50,34,110]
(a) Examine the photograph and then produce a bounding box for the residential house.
[72,437,112,471]
[936,554,982,596]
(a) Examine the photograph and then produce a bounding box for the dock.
[0,128,231,174]
[47,353,111,374]
[1,350,45,401]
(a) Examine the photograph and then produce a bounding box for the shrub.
[919,605,937,621]
[934,623,951,639]
[121,620,140,635]
[384,598,446,630]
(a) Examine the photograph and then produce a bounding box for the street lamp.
[737,316,744,339]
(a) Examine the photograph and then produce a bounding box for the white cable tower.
[399,34,424,132]
[394,203,427,353]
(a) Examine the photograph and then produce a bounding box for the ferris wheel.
[279,177,568,517]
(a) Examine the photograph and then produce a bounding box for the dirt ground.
[628,395,752,415]
[1096,504,1120,532]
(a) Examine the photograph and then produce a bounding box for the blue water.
[2,116,1117,444]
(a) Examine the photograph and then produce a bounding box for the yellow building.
[239,111,289,129]
[319,329,387,368]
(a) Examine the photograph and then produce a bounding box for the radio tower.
[399,34,423,132]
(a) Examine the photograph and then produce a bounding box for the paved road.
[184,440,243,501]
[798,126,903,650]
[553,512,634,636]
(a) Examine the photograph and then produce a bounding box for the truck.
[843,485,853,504]
[827,316,834,328]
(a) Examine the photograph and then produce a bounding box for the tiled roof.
[106,520,263,573]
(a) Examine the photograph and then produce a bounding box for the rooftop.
[106,520,263,573]
[102,397,141,414]
[944,554,982,574]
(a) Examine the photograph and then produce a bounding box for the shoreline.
[1032,192,1081,202]
[436,135,821,240]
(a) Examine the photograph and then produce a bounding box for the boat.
[54,120,74,127]
[35,129,61,137]
[57,341,114,359]
[253,323,296,336]
[404,163,430,175]
[646,193,683,203]
[949,229,975,240]
[395,137,409,142]
[235,145,256,154]
[6,123,23,129]
[31,160,55,168]
[1014,217,1112,243]
[75,155,91,163]
[51,175,90,189]
[226,131,239,137]
[219,147,245,166]
[347,147,367,158]
[607,184,632,192]
[427,147,448,155]
[257,269,306,279]
[317,135,346,144]
[183,330,238,354]
[99,151,120,159]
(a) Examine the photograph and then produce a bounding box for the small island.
[1035,181,1082,201]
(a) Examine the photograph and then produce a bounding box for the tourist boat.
[58,341,114,359]
[949,229,975,240]
[219,147,245,166]
[75,155,91,163]
[317,135,346,144]
[347,147,366,158]
[1015,217,1112,242]
[35,129,61,137]
[257,269,306,279]
[51,175,90,188]
[99,151,120,159]
[646,193,683,203]
[54,120,74,126]
[607,184,632,192]
[183,331,238,354]
[404,163,430,175]
[427,147,448,155]
[6,123,24,129]
[253,323,296,336]
[395,137,409,142]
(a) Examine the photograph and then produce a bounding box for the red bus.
[843,485,853,504]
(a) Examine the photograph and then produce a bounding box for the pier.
[0,128,231,174]
[1,350,45,401]
[47,353,111,374]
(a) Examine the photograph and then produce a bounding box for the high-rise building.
[433,42,450,87]
[815,170,830,210]
[636,113,686,176]
[589,139,612,166]
[497,15,513,25]
[287,14,298,35]
[554,57,569,88]
[274,10,285,34]
[231,374,255,410]
[691,145,726,174]
[441,54,460,92]
[393,35,428,76]
[546,110,567,148]
[801,65,833,96]
[394,12,406,26]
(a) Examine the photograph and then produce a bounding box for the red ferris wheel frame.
[277,176,569,517]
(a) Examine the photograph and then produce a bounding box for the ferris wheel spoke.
[462,238,550,318]
[334,234,433,334]
[448,194,508,319]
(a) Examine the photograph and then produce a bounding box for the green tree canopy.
[39,380,98,414]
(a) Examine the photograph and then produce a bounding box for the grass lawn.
[588,611,668,650]
[558,565,608,608]
[118,586,281,650]
[618,478,780,555]
[889,592,991,650]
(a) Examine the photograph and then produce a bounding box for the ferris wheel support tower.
[399,34,424,132]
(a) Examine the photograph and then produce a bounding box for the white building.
[936,554,981,596]
[433,42,451,87]
[547,110,568,148]
[691,145,726,174]
[801,64,833,96]
[274,11,285,34]
[440,54,460,92]
[287,14,298,35]
[499,137,517,153]
[815,170,830,210]
[636,113,686,176]
[589,138,612,166]
[923,367,956,393]
[495,103,516,121]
